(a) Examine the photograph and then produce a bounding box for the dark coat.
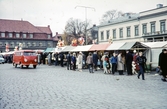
[159,52,167,73]
[126,52,133,65]
[67,54,72,62]
[92,53,98,64]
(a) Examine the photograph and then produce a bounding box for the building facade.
[98,4,167,43]
[0,19,58,52]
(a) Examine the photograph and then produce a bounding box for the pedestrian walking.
[137,52,146,80]
[158,49,167,82]
[110,52,118,75]
[86,52,93,73]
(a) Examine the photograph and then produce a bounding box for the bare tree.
[65,18,85,36]
[64,18,92,45]
[100,10,123,24]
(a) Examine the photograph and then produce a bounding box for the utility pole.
[75,6,95,45]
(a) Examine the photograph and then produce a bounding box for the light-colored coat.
[117,54,124,71]
[86,55,93,64]
[78,54,83,69]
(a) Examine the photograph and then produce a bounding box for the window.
[29,34,33,38]
[22,42,26,47]
[119,28,123,38]
[8,33,13,38]
[32,42,36,47]
[48,43,51,47]
[1,33,5,37]
[150,23,155,33]
[101,31,104,40]
[16,33,20,38]
[47,34,51,39]
[113,29,116,39]
[10,42,14,47]
[142,24,147,34]
[106,30,110,39]
[160,21,166,32]
[127,27,131,37]
[16,42,20,46]
[23,34,27,38]
[23,52,36,56]
[135,26,139,36]
[39,42,43,46]
[27,42,31,47]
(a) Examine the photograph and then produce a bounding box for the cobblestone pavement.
[0,64,167,109]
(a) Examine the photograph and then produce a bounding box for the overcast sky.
[0,0,167,35]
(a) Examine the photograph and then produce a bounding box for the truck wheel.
[20,65,23,69]
[33,65,36,69]
[26,65,29,68]
[15,64,17,68]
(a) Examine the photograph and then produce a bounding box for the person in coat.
[47,53,52,66]
[110,52,118,75]
[67,52,72,70]
[126,50,133,75]
[54,52,59,66]
[105,54,111,73]
[117,52,124,75]
[71,53,77,71]
[133,52,139,73]
[78,52,83,72]
[158,49,167,82]
[93,51,98,71]
[86,52,93,73]
[60,53,64,67]
[137,52,146,80]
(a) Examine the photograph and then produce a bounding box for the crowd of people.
[37,50,150,81]
[1,48,167,82]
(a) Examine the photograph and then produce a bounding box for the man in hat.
[158,49,167,82]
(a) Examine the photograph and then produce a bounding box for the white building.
[98,4,167,43]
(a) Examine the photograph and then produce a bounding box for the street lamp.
[75,6,95,45]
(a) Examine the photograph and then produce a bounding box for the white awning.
[52,47,66,52]
[61,46,76,52]
[106,42,126,50]
[141,42,167,48]
[71,45,93,52]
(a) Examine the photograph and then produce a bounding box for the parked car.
[0,55,5,64]
[13,50,38,68]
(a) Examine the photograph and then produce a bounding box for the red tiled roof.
[36,26,52,34]
[0,19,51,34]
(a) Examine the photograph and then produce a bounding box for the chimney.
[48,25,50,28]
[56,32,58,35]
